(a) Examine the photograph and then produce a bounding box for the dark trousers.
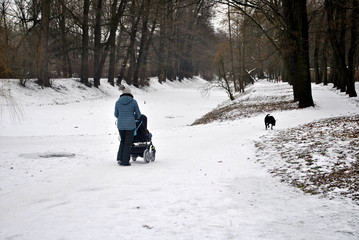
[117,129,134,164]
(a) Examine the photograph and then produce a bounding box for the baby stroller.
[131,114,156,163]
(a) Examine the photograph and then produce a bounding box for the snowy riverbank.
[0,78,358,240]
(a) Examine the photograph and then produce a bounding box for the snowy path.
[0,80,358,239]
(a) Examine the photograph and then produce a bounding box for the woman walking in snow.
[114,87,141,166]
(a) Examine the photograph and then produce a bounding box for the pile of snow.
[0,77,358,240]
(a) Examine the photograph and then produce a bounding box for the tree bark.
[107,0,119,87]
[117,0,144,85]
[283,0,314,108]
[107,1,128,86]
[220,57,235,101]
[157,0,167,83]
[296,0,314,108]
[59,2,72,78]
[93,0,103,88]
[313,32,321,84]
[140,16,158,86]
[37,0,51,87]
[321,40,328,85]
[325,0,349,92]
[347,0,358,97]
[132,0,151,87]
[0,1,11,77]
[227,0,238,91]
[80,0,90,86]
[96,0,127,86]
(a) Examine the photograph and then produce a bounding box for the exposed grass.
[256,115,359,203]
[192,100,298,125]
[192,82,297,125]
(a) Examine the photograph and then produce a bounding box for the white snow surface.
[0,78,358,240]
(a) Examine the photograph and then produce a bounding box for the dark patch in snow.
[3,234,24,240]
[39,153,76,158]
[20,152,75,159]
[142,224,153,229]
[165,115,184,119]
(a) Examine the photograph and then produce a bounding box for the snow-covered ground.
[0,78,358,240]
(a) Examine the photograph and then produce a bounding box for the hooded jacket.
[114,94,141,130]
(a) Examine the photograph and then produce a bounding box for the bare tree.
[227,0,238,91]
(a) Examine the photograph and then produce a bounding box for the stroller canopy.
[133,114,149,142]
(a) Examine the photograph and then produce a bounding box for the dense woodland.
[0,0,358,108]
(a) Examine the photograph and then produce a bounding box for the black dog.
[265,114,276,130]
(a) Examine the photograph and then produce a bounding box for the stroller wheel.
[151,152,155,162]
[150,147,156,162]
[143,149,151,163]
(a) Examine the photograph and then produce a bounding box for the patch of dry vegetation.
[192,100,298,125]
[192,83,297,125]
[256,115,359,203]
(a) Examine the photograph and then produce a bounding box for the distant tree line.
[0,0,357,108]
[0,0,218,87]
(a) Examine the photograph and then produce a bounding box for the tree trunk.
[313,32,321,84]
[321,39,328,85]
[338,0,347,92]
[240,9,247,90]
[117,0,144,85]
[108,42,117,86]
[282,0,299,101]
[283,0,313,107]
[59,3,72,78]
[132,0,151,88]
[80,0,90,86]
[220,57,235,101]
[127,45,136,85]
[347,0,358,97]
[1,1,10,77]
[107,0,119,87]
[37,0,51,87]
[93,0,103,88]
[296,0,314,108]
[108,0,128,87]
[227,1,238,91]
[236,19,244,92]
[140,16,158,86]
[325,0,349,93]
[157,5,166,83]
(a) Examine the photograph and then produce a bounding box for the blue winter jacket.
[114,94,141,130]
